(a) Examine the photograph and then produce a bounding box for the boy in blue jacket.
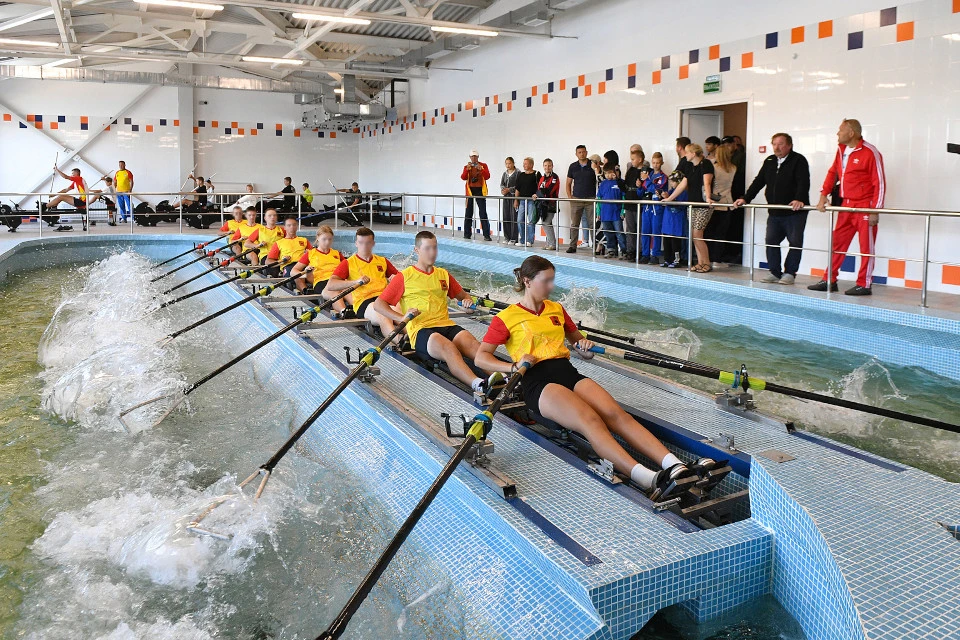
[597,163,627,259]
[639,152,669,264]
[660,170,689,267]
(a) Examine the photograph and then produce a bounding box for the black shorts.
[414,324,465,358]
[72,198,86,208]
[309,279,329,294]
[357,296,378,319]
[520,358,588,414]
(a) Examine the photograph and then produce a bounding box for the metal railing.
[1,189,956,308]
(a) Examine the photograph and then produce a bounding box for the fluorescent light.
[137,0,224,11]
[0,37,60,48]
[241,55,305,66]
[431,26,498,37]
[0,10,54,32]
[333,88,345,94]
[291,13,371,25]
[943,33,960,42]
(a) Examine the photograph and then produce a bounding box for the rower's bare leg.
[573,378,671,465]
[47,195,71,208]
[364,302,395,338]
[538,383,647,479]
[320,288,350,313]
[427,333,476,387]
[249,253,260,266]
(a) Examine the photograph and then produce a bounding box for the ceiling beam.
[47,0,72,54]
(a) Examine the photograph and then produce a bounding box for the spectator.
[115,160,133,223]
[639,153,668,264]
[661,144,716,273]
[565,145,597,253]
[598,163,626,258]
[227,183,259,212]
[337,182,363,207]
[500,157,519,244]
[623,146,647,261]
[660,170,689,267]
[704,136,722,162]
[265,176,295,211]
[301,182,314,212]
[461,149,492,241]
[516,157,541,247]
[534,158,561,250]
[735,133,811,285]
[706,143,737,265]
[588,153,605,254]
[171,174,206,210]
[808,119,886,296]
[723,136,746,174]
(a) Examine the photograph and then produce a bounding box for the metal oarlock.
[186,468,272,540]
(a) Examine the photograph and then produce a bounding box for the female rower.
[474,255,700,500]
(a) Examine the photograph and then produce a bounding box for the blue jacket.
[597,179,623,222]
[641,172,668,215]
[661,188,689,238]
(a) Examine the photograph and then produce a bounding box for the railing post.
[748,205,755,281]
[298,192,302,226]
[38,196,43,238]
[825,209,834,298]
[369,195,374,230]
[179,197,183,235]
[415,195,420,232]
[687,204,694,271]
[920,214,931,308]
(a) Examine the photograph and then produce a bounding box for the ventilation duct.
[295,86,394,129]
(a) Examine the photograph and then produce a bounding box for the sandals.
[690,263,713,273]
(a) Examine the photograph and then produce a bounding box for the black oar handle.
[153,231,231,268]
[317,364,527,640]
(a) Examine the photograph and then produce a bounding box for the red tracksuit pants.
[827,203,878,287]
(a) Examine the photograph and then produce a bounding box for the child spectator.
[535,158,561,250]
[660,170,689,267]
[301,183,315,212]
[597,163,627,259]
[639,153,668,264]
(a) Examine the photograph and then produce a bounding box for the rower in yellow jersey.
[265,217,312,278]
[230,207,263,260]
[219,206,244,235]
[245,208,285,266]
[375,230,503,392]
[324,227,399,335]
[290,225,347,313]
[474,255,705,502]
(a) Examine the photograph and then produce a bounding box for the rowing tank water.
[1,233,958,640]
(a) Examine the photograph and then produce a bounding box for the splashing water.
[631,327,703,361]
[389,250,417,270]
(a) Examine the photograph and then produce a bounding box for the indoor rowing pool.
[1,232,958,640]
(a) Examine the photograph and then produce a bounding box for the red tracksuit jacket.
[820,141,886,209]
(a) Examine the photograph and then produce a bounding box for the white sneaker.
[779,274,795,285]
[760,274,780,284]
[544,244,556,251]
[524,242,533,247]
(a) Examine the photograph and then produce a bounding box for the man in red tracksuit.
[808,119,886,296]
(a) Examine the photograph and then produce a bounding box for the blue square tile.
[572,87,579,99]
[605,68,614,81]
[719,56,731,72]
[689,49,699,64]
[661,55,670,70]
[628,76,636,89]
[848,31,864,50]
[766,32,778,48]
[880,7,897,27]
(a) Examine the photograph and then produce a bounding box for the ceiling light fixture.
[431,26,498,37]
[241,55,306,65]
[137,0,224,11]
[0,37,60,48]
[291,13,371,25]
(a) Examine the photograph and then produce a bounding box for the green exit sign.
[704,74,722,94]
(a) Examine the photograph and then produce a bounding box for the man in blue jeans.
[114,160,134,222]
[735,133,810,285]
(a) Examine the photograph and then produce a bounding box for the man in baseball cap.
[460,150,492,240]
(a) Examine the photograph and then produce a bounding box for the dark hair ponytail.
[513,255,555,292]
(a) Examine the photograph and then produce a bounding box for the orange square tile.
[887,259,906,279]
[388,127,392,133]
[251,128,257,136]
[896,21,914,42]
[35,122,42,129]
[238,128,245,135]
[559,79,566,91]
[465,100,473,110]
[811,268,825,279]
[145,124,153,132]
[493,95,499,104]
[598,81,606,94]
[2,113,10,121]
[451,113,455,122]
[584,84,592,97]
[330,132,336,138]
[482,106,487,115]
[709,44,720,60]
[818,20,833,38]
[294,129,301,137]
[26,114,34,122]
[231,121,238,129]
[193,126,199,134]
[628,63,636,76]
[507,102,512,111]
[441,107,445,115]
[742,52,754,68]
[80,115,89,124]
[943,265,960,286]
[652,70,661,84]
[531,86,538,96]
[577,74,585,87]
[431,117,436,125]
[50,122,58,130]
[542,94,549,105]
[173,119,180,127]
[105,125,111,131]
[791,26,805,44]
[211,120,218,128]
[904,279,922,289]
[955,0,960,12]
[679,65,689,80]
[275,123,282,130]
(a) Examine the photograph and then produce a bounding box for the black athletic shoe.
[342,308,356,320]
[690,457,731,492]
[565,245,577,253]
[807,280,839,292]
[649,463,698,502]
[483,235,492,242]
[844,285,872,296]
[638,256,650,264]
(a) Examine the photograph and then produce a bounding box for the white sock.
[630,463,657,489]
[661,453,683,469]
[471,377,484,391]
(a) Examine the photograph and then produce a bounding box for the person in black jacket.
[734,133,810,285]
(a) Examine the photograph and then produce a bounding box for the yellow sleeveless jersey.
[271,236,310,265]
[340,254,392,312]
[491,300,572,363]
[254,225,286,260]
[222,219,242,234]
[301,248,344,284]
[390,266,457,346]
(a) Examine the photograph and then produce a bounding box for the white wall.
[358,0,960,293]
[0,79,358,211]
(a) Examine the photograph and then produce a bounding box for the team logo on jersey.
[440,279,448,290]
[550,315,561,326]
[376,265,384,272]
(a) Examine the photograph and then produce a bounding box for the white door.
[681,110,724,148]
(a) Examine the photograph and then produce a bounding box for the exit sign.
[703,74,722,94]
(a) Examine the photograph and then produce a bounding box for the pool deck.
[1,229,958,640]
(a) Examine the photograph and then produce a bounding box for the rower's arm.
[326,274,369,291]
[474,343,515,374]
[372,297,405,323]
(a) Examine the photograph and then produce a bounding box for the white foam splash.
[631,327,703,361]
[397,581,449,633]
[95,620,213,640]
[389,251,417,270]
